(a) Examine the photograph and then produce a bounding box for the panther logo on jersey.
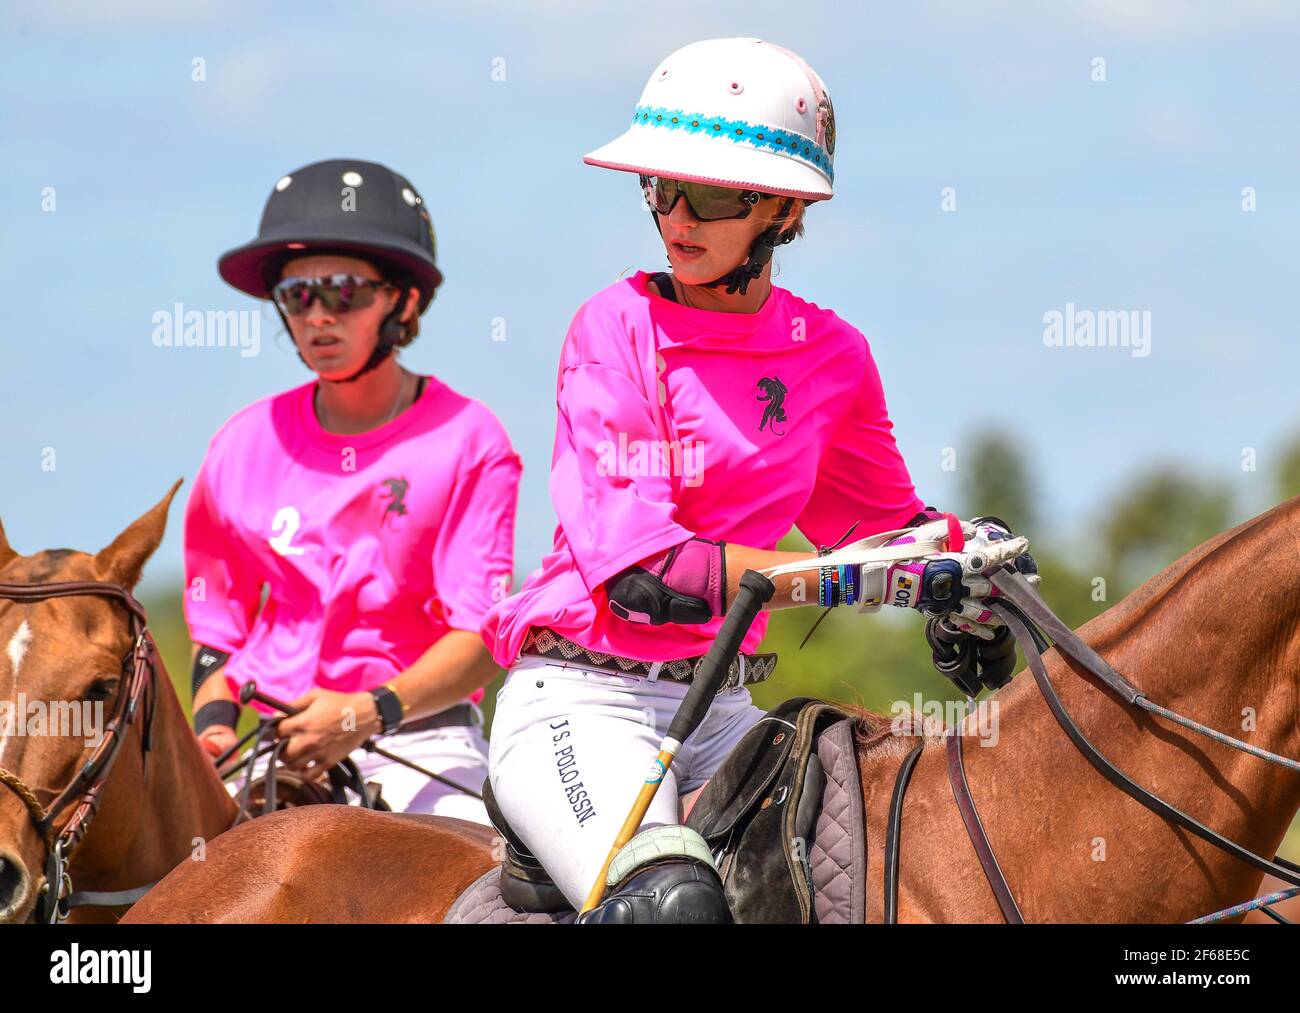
[380,477,411,526]
[756,376,789,436]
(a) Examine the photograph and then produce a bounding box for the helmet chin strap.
[653,197,796,297]
[271,298,408,385]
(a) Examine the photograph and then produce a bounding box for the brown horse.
[0,483,236,922]
[123,498,1300,923]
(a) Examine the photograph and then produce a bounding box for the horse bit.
[0,581,160,923]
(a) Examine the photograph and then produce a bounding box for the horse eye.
[85,678,118,702]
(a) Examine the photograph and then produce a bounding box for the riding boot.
[576,857,732,924]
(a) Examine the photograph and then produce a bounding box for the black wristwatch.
[369,684,406,735]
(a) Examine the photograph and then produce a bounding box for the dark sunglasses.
[639,175,773,222]
[271,274,395,316]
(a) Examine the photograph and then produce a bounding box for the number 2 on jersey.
[269,506,306,557]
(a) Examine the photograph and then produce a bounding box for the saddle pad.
[444,867,578,924]
[809,718,866,923]
[442,718,865,925]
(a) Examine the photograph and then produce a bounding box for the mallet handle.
[579,569,775,913]
[667,570,775,742]
[239,682,302,716]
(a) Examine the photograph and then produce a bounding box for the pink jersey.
[184,376,521,708]
[482,271,924,667]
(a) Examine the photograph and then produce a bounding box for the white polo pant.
[487,655,765,908]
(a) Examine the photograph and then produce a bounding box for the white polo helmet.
[584,37,836,201]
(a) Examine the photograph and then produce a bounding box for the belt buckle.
[711,654,744,693]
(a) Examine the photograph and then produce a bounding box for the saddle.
[451,699,866,924]
[686,698,856,923]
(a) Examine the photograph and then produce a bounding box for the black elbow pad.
[905,506,943,528]
[191,645,231,696]
[606,568,713,626]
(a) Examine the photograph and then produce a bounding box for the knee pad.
[577,826,731,925]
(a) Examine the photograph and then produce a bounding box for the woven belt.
[397,703,475,734]
[519,627,777,692]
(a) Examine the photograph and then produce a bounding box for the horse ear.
[93,479,184,589]
[0,515,16,570]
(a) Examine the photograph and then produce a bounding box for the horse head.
[0,481,231,922]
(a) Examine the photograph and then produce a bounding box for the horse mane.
[847,705,915,759]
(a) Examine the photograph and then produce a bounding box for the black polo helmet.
[218,158,443,311]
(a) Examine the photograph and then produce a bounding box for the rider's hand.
[196,725,239,773]
[886,517,1037,640]
[942,518,1034,639]
[276,688,378,781]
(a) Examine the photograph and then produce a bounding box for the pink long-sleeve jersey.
[184,375,521,706]
[482,271,923,667]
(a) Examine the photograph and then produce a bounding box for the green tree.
[958,430,1036,533]
[1276,432,1300,504]
[1098,469,1233,599]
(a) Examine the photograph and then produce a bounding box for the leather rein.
[884,567,1300,924]
[0,581,161,923]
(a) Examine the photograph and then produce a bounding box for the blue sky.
[2,0,1298,595]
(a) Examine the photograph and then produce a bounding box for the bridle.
[0,580,160,923]
[884,567,1300,924]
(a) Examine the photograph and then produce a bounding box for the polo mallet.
[240,681,303,715]
[238,681,481,799]
[580,568,776,914]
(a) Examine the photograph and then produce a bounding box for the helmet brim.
[584,125,833,202]
[218,223,443,312]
